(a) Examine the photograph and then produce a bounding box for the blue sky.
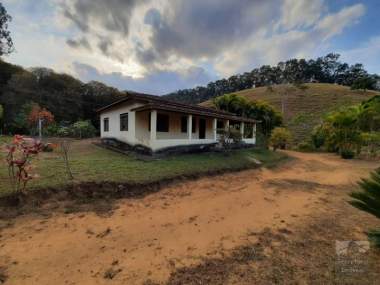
[2,0,380,95]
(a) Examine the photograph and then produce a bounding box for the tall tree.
[0,2,13,56]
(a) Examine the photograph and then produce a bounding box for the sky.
[2,0,380,95]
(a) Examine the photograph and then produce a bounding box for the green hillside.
[202,83,379,142]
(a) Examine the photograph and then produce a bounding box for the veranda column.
[150,110,157,147]
[240,121,244,138]
[213,118,217,141]
[187,114,192,141]
[225,120,230,131]
[253,123,257,143]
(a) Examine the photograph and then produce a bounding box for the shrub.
[297,140,315,152]
[56,126,72,137]
[43,123,60,136]
[72,120,96,139]
[340,149,355,159]
[311,123,338,151]
[349,168,380,247]
[5,135,43,193]
[269,127,292,151]
[218,128,242,152]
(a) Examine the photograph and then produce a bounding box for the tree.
[213,94,282,137]
[0,3,14,56]
[351,76,377,91]
[213,93,250,116]
[349,168,380,247]
[12,102,35,134]
[27,103,54,137]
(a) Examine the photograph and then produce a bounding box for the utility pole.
[38,117,42,140]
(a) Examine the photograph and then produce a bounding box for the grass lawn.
[0,137,287,196]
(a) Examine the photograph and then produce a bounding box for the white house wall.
[100,102,143,145]
[100,103,256,151]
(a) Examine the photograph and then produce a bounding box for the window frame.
[120,113,129,131]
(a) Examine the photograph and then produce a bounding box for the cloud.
[73,62,216,95]
[214,3,366,76]
[275,0,325,30]
[62,0,142,35]
[66,37,91,50]
[141,0,276,62]
[340,36,380,74]
[315,4,365,41]
[4,0,371,94]
[62,0,147,61]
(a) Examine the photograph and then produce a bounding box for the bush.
[311,123,338,151]
[297,140,315,152]
[269,127,292,151]
[349,168,380,247]
[218,128,242,152]
[340,149,355,159]
[56,126,72,137]
[43,123,60,136]
[5,135,43,193]
[72,120,96,139]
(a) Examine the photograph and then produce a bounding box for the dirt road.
[0,151,379,284]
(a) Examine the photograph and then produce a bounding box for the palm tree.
[349,168,380,247]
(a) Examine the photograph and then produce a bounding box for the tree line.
[0,60,125,134]
[164,53,380,104]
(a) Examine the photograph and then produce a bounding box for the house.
[97,92,257,153]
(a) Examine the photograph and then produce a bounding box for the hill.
[201,83,380,143]
[0,59,126,133]
[163,53,379,105]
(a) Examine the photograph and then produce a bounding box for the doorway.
[199,118,206,139]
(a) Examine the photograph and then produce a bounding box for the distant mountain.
[201,83,380,142]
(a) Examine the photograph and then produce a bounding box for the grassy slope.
[0,138,286,196]
[201,83,379,142]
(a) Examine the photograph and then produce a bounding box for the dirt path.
[0,151,379,284]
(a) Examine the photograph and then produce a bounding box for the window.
[103,118,109,132]
[192,118,197,133]
[157,113,169,132]
[181,116,188,133]
[120,113,128,131]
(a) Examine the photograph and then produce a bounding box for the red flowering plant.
[5,135,43,193]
